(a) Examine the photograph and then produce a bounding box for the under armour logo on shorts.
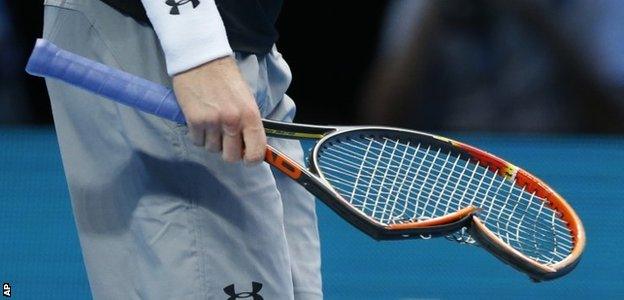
[165,0,200,15]
[223,282,263,300]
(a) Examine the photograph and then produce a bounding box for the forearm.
[140,0,233,75]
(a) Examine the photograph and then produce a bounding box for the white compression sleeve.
[140,0,233,75]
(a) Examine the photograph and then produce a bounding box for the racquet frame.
[26,39,585,281]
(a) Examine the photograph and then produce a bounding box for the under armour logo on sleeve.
[165,0,200,15]
[223,282,263,300]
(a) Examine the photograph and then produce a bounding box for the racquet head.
[305,126,584,281]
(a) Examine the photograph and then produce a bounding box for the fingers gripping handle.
[25,39,186,124]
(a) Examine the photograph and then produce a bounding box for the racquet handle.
[25,39,185,124]
[25,38,311,179]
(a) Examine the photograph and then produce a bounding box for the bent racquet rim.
[454,141,585,281]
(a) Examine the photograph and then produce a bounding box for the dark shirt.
[99,0,282,54]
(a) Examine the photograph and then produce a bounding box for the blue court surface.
[0,128,622,299]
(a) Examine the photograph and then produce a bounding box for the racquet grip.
[25,39,186,124]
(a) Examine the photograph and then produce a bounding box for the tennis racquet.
[26,39,585,281]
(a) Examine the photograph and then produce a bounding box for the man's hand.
[172,56,266,164]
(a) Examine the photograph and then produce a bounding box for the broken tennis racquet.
[26,39,585,281]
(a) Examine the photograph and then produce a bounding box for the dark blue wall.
[1,129,622,299]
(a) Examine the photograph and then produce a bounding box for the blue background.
[0,129,622,299]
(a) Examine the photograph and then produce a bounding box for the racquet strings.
[315,133,574,266]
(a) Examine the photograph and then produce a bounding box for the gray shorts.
[42,0,322,299]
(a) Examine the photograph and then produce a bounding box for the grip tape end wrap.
[25,39,186,124]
